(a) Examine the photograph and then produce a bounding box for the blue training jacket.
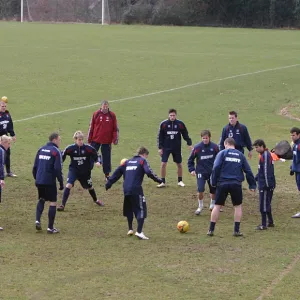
[219,122,252,153]
[157,119,192,150]
[32,142,63,186]
[187,141,219,179]
[106,155,162,195]
[62,143,100,174]
[291,139,300,173]
[0,110,15,137]
[0,146,5,180]
[211,148,256,189]
[255,149,276,190]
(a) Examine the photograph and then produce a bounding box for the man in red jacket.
[88,100,119,180]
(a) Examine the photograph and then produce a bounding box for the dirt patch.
[280,105,300,121]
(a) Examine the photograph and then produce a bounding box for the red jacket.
[88,109,119,144]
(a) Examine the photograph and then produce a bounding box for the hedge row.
[1,0,300,28]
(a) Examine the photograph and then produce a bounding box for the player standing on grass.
[188,130,219,214]
[105,147,163,240]
[157,109,193,188]
[207,138,256,237]
[219,111,253,159]
[0,96,17,177]
[0,135,12,231]
[289,127,300,218]
[88,100,119,181]
[33,133,63,234]
[57,131,104,211]
[253,139,275,230]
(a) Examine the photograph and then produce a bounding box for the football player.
[106,147,162,240]
[57,131,103,211]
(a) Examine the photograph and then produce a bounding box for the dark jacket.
[291,139,300,173]
[62,143,100,173]
[106,156,162,195]
[32,142,63,186]
[0,110,15,137]
[219,122,252,153]
[211,148,256,189]
[255,149,276,190]
[188,141,219,179]
[0,146,5,180]
[157,119,192,150]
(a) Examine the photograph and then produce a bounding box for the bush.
[122,3,153,24]
[151,1,185,26]
[1,0,300,28]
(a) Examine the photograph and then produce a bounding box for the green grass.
[0,23,300,300]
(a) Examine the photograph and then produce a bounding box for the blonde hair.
[0,135,12,144]
[73,131,84,140]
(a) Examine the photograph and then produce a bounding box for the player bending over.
[57,131,103,211]
[105,147,163,240]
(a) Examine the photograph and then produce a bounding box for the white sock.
[198,200,204,209]
[210,199,215,206]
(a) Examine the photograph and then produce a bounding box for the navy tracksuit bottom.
[90,142,111,176]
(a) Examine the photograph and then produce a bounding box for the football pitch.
[1,23,300,300]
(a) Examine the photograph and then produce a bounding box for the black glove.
[290,171,295,176]
[59,183,64,190]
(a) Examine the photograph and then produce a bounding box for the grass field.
[1,23,300,300]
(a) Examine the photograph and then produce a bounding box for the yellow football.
[120,158,128,165]
[177,220,189,233]
[1,96,8,103]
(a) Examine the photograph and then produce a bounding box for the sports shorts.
[67,171,93,189]
[161,149,182,164]
[215,183,243,206]
[123,194,147,220]
[36,184,57,202]
[196,174,216,193]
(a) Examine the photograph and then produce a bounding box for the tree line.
[1,0,300,28]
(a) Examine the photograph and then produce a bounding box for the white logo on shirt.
[225,157,241,163]
[126,166,137,171]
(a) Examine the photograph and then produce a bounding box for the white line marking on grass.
[14,63,300,123]
[256,255,300,300]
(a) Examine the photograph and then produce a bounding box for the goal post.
[21,0,23,22]
[102,0,110,25]
[21,0,111,24]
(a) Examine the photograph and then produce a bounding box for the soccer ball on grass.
[177,221,189,233]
